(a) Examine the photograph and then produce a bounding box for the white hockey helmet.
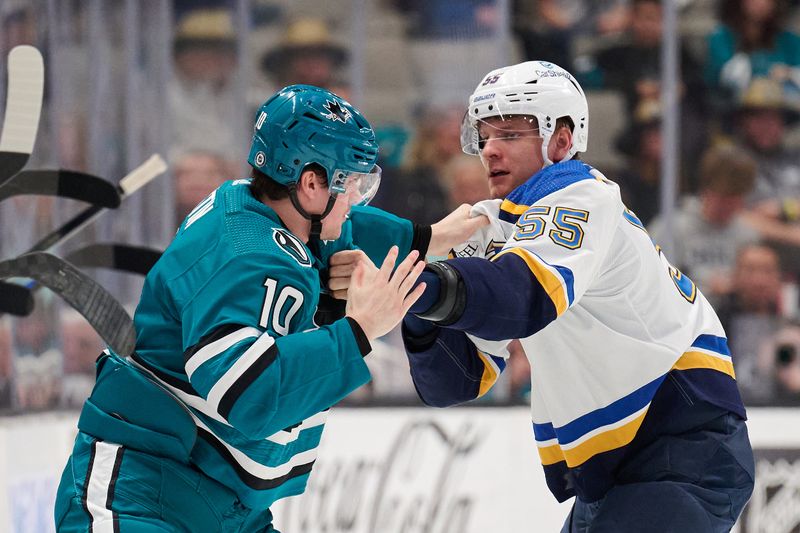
[460,60,589,166]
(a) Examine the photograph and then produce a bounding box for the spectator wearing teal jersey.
[706,0,800,108]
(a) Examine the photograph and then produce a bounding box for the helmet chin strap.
[286,183,337,243]
[541,140,554,167]
[540,132,576,167]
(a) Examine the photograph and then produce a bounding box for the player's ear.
[296,168,323,199]
[550,126,574,162]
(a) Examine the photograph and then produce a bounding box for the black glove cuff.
[401,319,439,352]
[415,261,465,326]
[410,224,432,258]
[345,317,372,357]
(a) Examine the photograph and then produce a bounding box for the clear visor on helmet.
[460,111,541,155]
[330,165,382,207]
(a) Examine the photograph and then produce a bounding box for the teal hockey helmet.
[248,85,381,206]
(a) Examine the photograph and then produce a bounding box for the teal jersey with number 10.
[128,178,412,509]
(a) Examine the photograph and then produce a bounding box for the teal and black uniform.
[54,179,422,532]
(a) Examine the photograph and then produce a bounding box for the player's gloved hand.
[428,204,490,257]
[328,249,367,300]
[346,246,427,341]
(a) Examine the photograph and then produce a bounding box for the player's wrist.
[410,223,432,258]
[408,270,441,315]
[413,261,466,326]
[344,316,372,356]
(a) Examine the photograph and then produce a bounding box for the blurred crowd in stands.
[1,0,800,411]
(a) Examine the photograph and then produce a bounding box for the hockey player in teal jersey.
[331,62,755,532]
[54,85,485,532]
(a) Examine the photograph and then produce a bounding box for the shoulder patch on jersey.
[272,228,312,267]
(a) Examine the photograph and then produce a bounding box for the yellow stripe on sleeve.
[493,248,568,315]
[673,351,736,379]
[475,350,499,397]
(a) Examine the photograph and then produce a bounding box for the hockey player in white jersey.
[398,61,755,532]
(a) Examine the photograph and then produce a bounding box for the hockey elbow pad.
[414,261,465,326]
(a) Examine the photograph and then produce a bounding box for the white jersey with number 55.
[440,160,744,502]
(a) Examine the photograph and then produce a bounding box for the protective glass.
[460,112,541,155]
[330,165,382,207]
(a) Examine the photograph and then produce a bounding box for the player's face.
[477,116,544,199]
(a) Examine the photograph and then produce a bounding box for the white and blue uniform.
[404,160,753,530]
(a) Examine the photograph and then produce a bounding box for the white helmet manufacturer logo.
[255,111,267,130]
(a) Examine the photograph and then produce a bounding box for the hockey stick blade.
[0,155,166,317]
[30,154,167,252]
[0,279,34,316]
[0,252,136,356]
[0,169,121,207]
[65,243,162,276]
[0,45,44,184]
[0,241,161,315]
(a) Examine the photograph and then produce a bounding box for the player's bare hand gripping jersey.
[404,160,745,502]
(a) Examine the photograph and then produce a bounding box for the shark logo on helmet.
[322,100,352,123]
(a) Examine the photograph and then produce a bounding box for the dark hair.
[556,116,582,159]
[249,163,327,201]
[556,116,574,132]
[720,0,786,51]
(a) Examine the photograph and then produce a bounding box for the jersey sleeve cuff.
[410,224,432,257]
[402,315,439,352]
[345,317,372,357]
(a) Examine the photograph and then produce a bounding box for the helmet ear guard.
[461,61,589,166]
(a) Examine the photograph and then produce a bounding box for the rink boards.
[0,407,797,532]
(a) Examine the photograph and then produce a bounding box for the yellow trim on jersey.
[500,199,530,216]
[493,248,568,315]
[673,350,736,379]
[537,443,566,466]
[560,408,649,467]
[476,350,500,397]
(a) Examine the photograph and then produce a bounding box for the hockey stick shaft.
[0,155,166,315]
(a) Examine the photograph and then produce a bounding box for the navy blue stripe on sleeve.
[442,253,558,341]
